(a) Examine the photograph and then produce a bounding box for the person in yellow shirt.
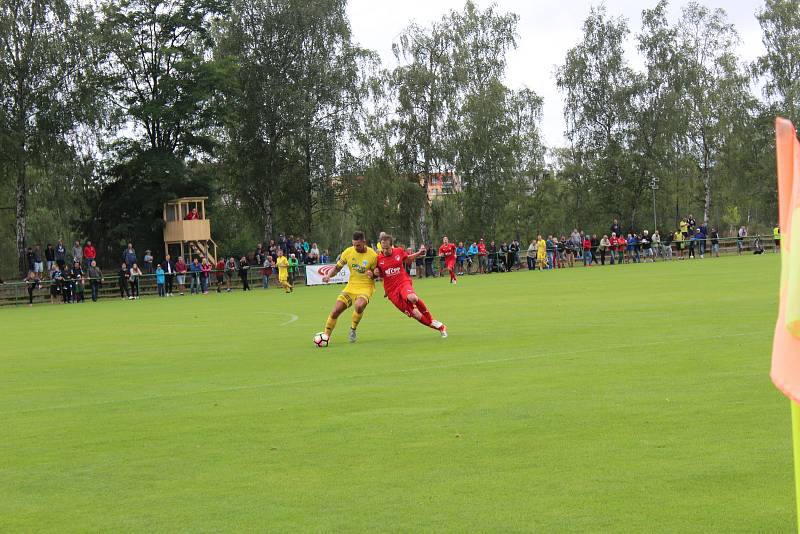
[536,234,547,270]
[275,249,292,293]
[321,230,378,343]
[674,229,684,259]
[773,224,780,253]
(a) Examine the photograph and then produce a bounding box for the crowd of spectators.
[12,218,779,306]
[16,234,330,306]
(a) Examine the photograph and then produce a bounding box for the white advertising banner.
[305,263,350,286]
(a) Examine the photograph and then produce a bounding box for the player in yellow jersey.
[321,230,378,343]
[275,249,292,293]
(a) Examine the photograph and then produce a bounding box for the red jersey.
[376,247,412,294]
[439,243,456,262]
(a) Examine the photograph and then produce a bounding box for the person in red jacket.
[185,207,199,220]
[582,236,592,266]
[83,241,96,270]
[477,238,487,274]
[215,258,226,292]
[438,236,458,284]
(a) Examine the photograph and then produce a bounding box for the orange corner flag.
[771,117,800,402]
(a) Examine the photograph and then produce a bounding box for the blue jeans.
[547,252,554,269]
[200,275,208,293]
[583,251,591,265]
[190,274,200,294]
[262,275,270,288]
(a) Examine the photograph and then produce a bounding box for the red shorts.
[445,257,455,270]
[387,283,416,316]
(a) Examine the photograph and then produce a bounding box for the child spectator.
[154,264,165,297]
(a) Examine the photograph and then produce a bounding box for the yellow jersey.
[337,245,378,292]
[276,256,289,278]
[679,220,688,233]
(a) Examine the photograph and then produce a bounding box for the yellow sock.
[351,310,363,330]
[324,316,337,336]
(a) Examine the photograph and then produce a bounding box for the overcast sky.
[347,0,768,149]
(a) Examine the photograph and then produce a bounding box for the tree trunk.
[418,193,429,245]
[262,201,274,246]
[15,161,27,276]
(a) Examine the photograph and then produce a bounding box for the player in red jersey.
[438,236,457,284]
[375,234,448,337]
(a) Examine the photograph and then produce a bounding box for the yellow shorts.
[337,286,374,307]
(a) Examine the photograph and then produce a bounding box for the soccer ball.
[313,332,330,348]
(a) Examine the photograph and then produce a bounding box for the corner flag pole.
[771,117,800,532]
[793,403,800,531]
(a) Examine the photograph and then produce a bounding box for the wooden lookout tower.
[163,197,218,264]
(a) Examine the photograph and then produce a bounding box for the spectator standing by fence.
[526,240,536,270]
[225,256,236,291]
[456,242,467,275]
[118,262,130,299]
[737,226,747,254]
[156,265,166,297]
[201,258,212,294]
[129,263,142,299]
[24,271,39,306]
[288,254,298,284]
[774,224,781,252]
[88,261,102,302]
[189,258,201,294]
[163,255,175,295]
[710,228,720,257]
[261,256,273,289]
[175,256,187,295]
[238,256,250,291]
[215,257,225,292]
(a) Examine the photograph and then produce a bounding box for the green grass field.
[0,254,792,532]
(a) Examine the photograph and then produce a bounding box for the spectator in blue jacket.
[456,242,467,275]
[695,227,706,258]
[189,258,202,294]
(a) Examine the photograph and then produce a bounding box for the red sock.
[415,298,433,322]
[450,269,456,282]
[417,313,432,327]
